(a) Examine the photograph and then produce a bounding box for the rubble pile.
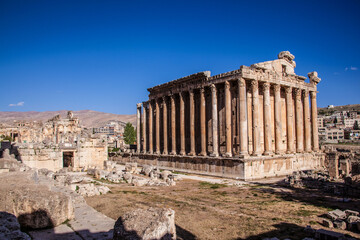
[321,209,360,232]
[286,170,360,198]
[87,161,181,187]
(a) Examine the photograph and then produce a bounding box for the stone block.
[333,220,346,230]
[113,208,176,240]
[345,209,359,217]
[322,218,333,228]
[327,209,346,221]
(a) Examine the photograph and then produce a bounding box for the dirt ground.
[85,177,360,240]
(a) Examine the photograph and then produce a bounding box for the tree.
[354,120,359,130]
[123,122,136,144]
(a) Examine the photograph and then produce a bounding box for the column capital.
[237,77,246,87]
[162,95,167,101]
[225,80,230,89]
[263,82,270,92]
[142,101,148,108]
[136,103,142,108]
[250,79,258,89]
[200,87,205,94]
[210,84,216,92]
[189,88,194,95]
[285,86,292,94]
[303,89,309,97]
[274,84,281,93]
[294,88,302,97]
[310,91,317,98]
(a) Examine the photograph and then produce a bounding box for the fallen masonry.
[286,170,360,198]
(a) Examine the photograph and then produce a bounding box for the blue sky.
[0,0,359,114]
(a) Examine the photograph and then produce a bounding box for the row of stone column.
[136,78,319,157]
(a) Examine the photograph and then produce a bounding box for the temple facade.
[134,51,324,180]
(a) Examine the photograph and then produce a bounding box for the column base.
[155,151,161,155]
[170,151,177,155]
[263,151,272,156]
[179,151,186,156]
[223,152,232,157]
[162,151,168,155]
[142,151,147,154]
[238,152,249,158]
[251,152,262,157]
[188,152,196,156]
[286,150,295,154]
[210,152,219,157]
[199,152,207,157]
[148,151,154,155]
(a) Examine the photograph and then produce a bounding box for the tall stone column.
[311,91,319,151]
[303,90,312,152]
[251,80,261,156]
[263,82,272,155]
[274,84,282,154]
[189,89,196,156]
[210,84,219,157]
[170,94,176,155]
[148,101,153,154]
[155,99,160,155]
[136,103,142,153]
[179,92,186,155]
[238,78,248,156]
[285,87,294,153]
[224,81,232,157]
[142,102,147,153]
[200,87,207,156]
[295,88,304,153]
[162,97,168,155]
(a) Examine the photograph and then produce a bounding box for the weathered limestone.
[162,97,168,155]
[179,92,186,155]
[211,84,219,157]
[170,95,176,155]
[224,81,232,157]
[285,87,295,153]
[263,82,272,155]
[113,208,176,240]
[251,80,261,156]
[135,52,324,180]
[295,89,304,153]
[142,102,147,153]
[274,84,282,154]
[238,78,248,156]
[311,91,319,151]
[148,101,153,154]
[136,103,141,153]
[303,90,311,152]
[200,88,207,156]
[155,99,160,155]
[189,89,196,156]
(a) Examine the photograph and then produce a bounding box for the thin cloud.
[345,66,358,71]
[9,101,24,107]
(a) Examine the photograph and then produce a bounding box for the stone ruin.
[0,111,108,172]
[134,51,325,180]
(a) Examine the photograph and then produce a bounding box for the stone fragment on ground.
[0,171,74,229]
[327,209,347,221]
[113,207,176,240]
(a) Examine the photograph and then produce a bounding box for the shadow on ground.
[250,178,360,212]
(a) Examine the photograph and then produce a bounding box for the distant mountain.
[0,110,136,128]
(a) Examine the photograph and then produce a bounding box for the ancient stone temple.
[134,51,324,180]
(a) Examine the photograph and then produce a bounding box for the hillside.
[0,110,136,128]
[318,104,360,115]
